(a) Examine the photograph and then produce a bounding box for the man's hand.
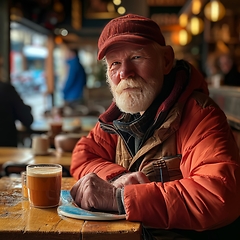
[70,173,118,212]
[111,171,150,188]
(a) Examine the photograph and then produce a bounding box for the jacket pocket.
[141,155,182,182]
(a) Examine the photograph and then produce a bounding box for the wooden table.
[0,177,141,240]
[0,147,72,176]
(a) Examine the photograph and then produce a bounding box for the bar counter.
[209,86,240,130]
[209,86,240,150]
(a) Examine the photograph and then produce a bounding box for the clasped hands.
[70,171,150,212]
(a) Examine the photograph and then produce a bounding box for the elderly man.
[70,14,240,239]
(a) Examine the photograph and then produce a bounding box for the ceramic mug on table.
[26,164,62,208]
[32,134,50,155]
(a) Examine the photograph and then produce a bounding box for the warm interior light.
[117,6,126,15]
[54,36,62,44]
[179,13,188,27]
[113,0,121,6]
[204,0,226,22]
[192,0,201,15]
[189,16,204,35]
[179,29,192,45]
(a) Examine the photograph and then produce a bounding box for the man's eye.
[132,56,141,59]
[111,62,120,67]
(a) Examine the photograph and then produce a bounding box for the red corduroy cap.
[97,14,166,60]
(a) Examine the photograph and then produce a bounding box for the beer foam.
[27,167,62,177]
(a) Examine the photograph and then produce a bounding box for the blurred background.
[0,0,240,146]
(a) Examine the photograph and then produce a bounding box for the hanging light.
[179,13,188,28]
[113,0,121,5]
[179,29,192,45]
[192,0,202,15]
[204,0,226,22]
[171,29,192,46]
[117,6,126,15]
[189,16,204,35]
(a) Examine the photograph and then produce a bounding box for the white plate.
[58,190,126,221]
[57,205,126,220]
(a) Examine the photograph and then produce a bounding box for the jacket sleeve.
[123,98,240,231]
[70,122,128,180]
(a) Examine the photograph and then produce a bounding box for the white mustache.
[115,78,142,94]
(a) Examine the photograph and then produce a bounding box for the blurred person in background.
[0,56,33,147]
[218,53,240,86]
[205,52,223,87]
[62,48,87,109]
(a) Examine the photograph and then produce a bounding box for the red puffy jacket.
[71,62,240,230]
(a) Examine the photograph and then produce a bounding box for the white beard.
[107,77,160,114]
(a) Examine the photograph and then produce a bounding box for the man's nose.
[120,61,135,79]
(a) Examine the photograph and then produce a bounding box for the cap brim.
[97,34,154,60]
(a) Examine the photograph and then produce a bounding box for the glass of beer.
[50,121,63,136]
[26,164,62,208]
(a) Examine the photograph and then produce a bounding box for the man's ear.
[163,46,175,75]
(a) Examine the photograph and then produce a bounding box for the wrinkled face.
[105,43,166,114]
